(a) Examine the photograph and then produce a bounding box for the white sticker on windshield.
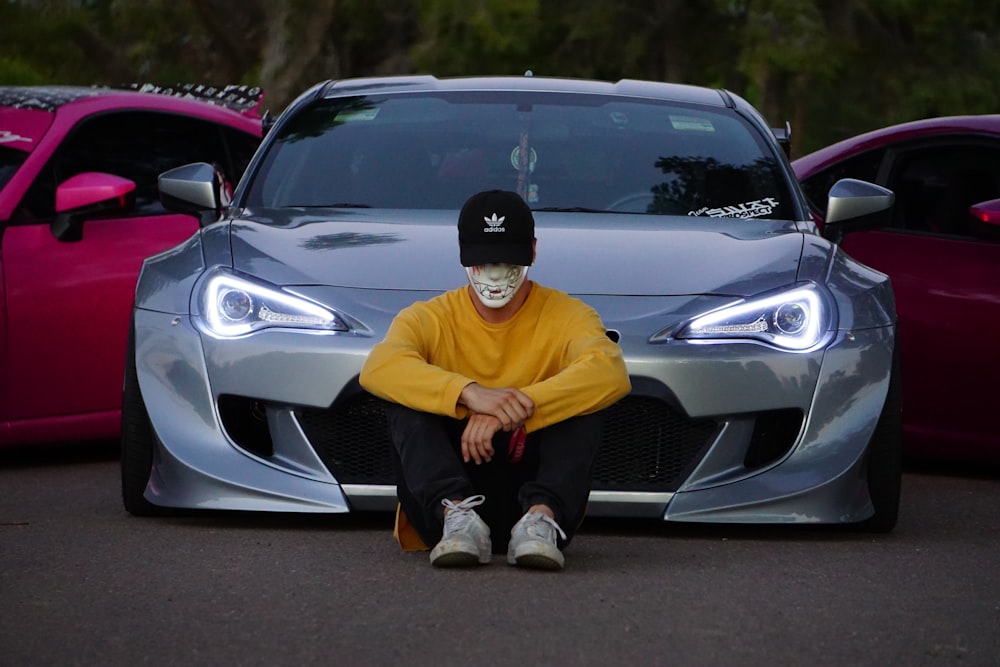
[689,197,780,219]
[670,115,715,132]
[335,108,379,122]
[510,145,537,172]
[0,130,33,144]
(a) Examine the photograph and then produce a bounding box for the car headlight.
[196,270,349,337]
[672,283,835,351]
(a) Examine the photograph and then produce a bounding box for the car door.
[804,137,1000,461]
[1,109,259,442]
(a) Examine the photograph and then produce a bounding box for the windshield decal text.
[689,197,779,219]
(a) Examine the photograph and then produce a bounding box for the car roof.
[321,74,731,108]
[0,84,263,118]
[792,114,1000,175]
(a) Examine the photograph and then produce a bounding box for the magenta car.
[792,116,1000,463]
[0,85,262,447]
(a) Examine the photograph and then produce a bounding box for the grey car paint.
[134,207,892,521]
[127,74,898,527]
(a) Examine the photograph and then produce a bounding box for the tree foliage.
[2,0,999,155]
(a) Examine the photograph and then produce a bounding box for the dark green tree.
[3,0,1000,153]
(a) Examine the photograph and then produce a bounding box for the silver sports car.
[122,75,901,531]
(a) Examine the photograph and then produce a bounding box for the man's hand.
[459,383,534,431]
[461,413,502,464]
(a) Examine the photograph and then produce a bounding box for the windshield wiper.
[291,203,372,209]
[531,206,616,214]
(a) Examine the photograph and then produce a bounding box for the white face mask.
[465,264,529,308]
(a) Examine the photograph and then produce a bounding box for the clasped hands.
[457,383,534,464]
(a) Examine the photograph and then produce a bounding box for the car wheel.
[120,318,163,516]
[858,342,903,533]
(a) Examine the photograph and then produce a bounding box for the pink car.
[792,116,1000,463]
[0,85,262,446]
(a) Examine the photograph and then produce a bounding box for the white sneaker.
[507,511,567,570]
[429,495,491,567]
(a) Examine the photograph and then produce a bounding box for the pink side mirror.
[50,172,138,242]
[966,197,1000,242]
[56,172,136,213]
[968,198,1000,226]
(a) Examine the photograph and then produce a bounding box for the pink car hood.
[0,108,53,154]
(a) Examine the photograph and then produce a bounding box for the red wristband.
[508,427,526,463]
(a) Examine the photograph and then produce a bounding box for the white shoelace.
[441,494,486,535]
[521,512,567,542]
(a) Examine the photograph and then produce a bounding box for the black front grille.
[297,393,718,492]
[593,396,717,491]
[298,394,395,485]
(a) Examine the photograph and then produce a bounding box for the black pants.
[385,403,603,553]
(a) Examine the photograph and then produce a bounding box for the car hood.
[229,209,806,297]
[0,107,54,154]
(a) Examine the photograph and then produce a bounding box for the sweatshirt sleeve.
[359,305,472,418]
[520,301,631,433]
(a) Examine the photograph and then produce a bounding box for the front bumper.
[135,306,892,524]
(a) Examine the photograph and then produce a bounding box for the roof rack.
[125,83,264,117]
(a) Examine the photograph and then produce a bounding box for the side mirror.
[968,197,1000,241]
[158,162,230,226]
[50,172,136,242]
[771,122,792,158]
[822,178,894,245]
[261,109,276,137]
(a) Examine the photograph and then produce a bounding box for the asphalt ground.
[1,442,999,666]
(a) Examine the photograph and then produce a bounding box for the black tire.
[120,318,163,516]
[858,341,903,533]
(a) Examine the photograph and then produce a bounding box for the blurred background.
[2,0,999,157]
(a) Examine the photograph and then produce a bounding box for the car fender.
[798,235,896,330]
[135,221,232,314]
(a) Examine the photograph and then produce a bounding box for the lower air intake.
[296,393,718,492]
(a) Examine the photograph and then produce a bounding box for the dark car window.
[246,92,793,220]
[13,110,258,222]
[800,148,883,216]
[0,145,27,192]
[885,143,1000,237]
[224,127,259,181]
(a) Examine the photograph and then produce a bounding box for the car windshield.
[0,145,27,192]
[245,90,792,220]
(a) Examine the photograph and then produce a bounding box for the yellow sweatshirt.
[359,283,631,433]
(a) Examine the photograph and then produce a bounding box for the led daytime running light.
[258,304,330,326]
[199,271,347,337]
[695,314,768,334]
[677,284,832,352]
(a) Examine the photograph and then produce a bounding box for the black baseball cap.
[458,190,535,267]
